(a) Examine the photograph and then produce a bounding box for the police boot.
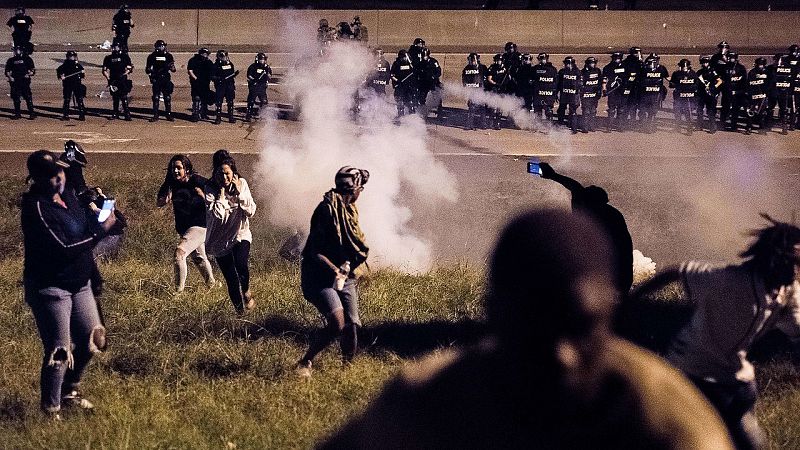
[111,98,119,120]
[227,103,235,123]
[165,98,173,121]
[466,110,474,130]
[709,117,717,134]
[191,100,199,122]
[214,106,222,125]
[122,99,131,121]
[245,104,253,122]
[150,98,160,122]
[26,98,35,120]
[781,118,788,135]
[77,100,85,121]
[570,113,578,134]
[12,101,21,120]
[61,99,70,121]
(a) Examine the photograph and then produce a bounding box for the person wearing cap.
[204,154,256,313]
[111,4,134,53]
[145,40,176,122]
[602,51,627,131]
[579,57,602,133]
[56,51,86,121]
[632,214,800,450]
[211,50,239,124]
[721,52,748,132]
[102,42,133,120]
[187,48,214,122]
[7,6,33,55]
[696,56,723,133]
[296,166,370,378]
[670,59,700,135]
[21,150,117,420]
[5,44,36,120]
[351,16,368,43]
[245,52,272,122]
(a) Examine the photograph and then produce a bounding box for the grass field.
[0,155,799,449]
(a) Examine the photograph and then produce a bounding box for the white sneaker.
[295,361,312,379]
[61,391,94,410]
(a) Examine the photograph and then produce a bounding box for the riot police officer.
[417,48,442,116]
[746,57,769,135]
[696,55,723,133]
[637,54,668,133]
[533,53,558,132]
[515,54,537,119]
[391,50,417,117]
[145,40,176,122]
[580,57,602,133]
[317,19,336,47]
[710,41,730,77]
[408,38,426,67]
[368,48,391,96]
[351,16,368,43]
[5,45,35,119]
[788,44,800,68]
[56,50,86,121]
[246,52,272,122]
[622,46,643,125]
[557,56,582,134]
[462,52,486,130]
[187,48,213,122]
[102,42,133,120]
[770,54,794,134]
[502,41,522,94]
[486,54,510,129]
[670,59,699,135]
[111,4,134,53]
[721,52,748,131]
[7,7,33,55]
[792,48,800,130]
[602,51,626,131]
[212,50,239,124]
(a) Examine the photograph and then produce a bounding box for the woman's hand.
[231,174,242,193]
[99,208,117,232]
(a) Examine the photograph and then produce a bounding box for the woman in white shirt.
[204,156,256,314]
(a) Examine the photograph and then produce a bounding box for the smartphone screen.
[97,199,115,223]
[527,161,542,176]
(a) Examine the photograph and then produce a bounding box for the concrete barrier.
[1,8,797,52]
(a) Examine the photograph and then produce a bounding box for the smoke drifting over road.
[255,33,458,272]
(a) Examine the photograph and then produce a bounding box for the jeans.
[175,226,215,292]
[215,240,250,312]
[302,278,361,327]
[26,281,104,412]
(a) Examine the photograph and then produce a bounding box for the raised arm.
[539,162,584,194]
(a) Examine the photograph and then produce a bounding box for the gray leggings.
[26,281,104,412]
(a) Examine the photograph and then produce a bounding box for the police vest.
[774,66,793,91]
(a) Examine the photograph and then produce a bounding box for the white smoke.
[254,38,458,273]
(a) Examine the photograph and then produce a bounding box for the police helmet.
[699,55,711,64]
[421,48,431,59]
[777,54,789,65]
[15,6,25,14]
[493,53,502,63]
[154,40,166,51]
[256,52,267,63]
[717,41,730,49]
[648,52,660,62]
[374,47,384,57]
[398,49,408,57]
[119,4,129,10]
[66,50,78,59]
[677,58,691,69]
[467,52,479,64]
[413,38,425,47]
[216,49,228,59]
[629,46,641,56]
[319,19,328,28]
[585,56,597,66]
[728,52,739,61]
[111,42,121,53]
[522,53,533,64]
[504,42,517,53]
[537,52,549,62]
[773,53,783,62]
[198,47,210,55]
[790,44,800,56]
[755,57,767,67]
[563,56,575,65]
[352,16,361,25]
[611,51,623,61]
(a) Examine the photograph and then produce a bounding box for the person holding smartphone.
[157,154,216,293]
[204,156,256,314]
[21,150,117,420]
[296,166,370,378]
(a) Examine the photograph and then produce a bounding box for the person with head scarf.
[296,166,370,377]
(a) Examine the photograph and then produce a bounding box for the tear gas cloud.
[255,18,457,272]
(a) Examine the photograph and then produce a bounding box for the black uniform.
[710,52,729,82]
[602,60,627,130]
[696,66,722,132]
[4,53,35,118]
[770,60,794,133]
[246,62,272,120]
[417,55,442,109]
[516,64,537,112]
[557,66,582,133]
[145,50,176,121]
[793,64,800,129]
[212,59,238,123]
[533,62,558,124]
[369,57,391,96]
[391,56,416,116]
[462,62,486,130]
[112,9,133,53]
[622,55,642,122]
[722,62,748,130]
[746,67,769,134]
[580,66,602,132]
[7,13,33,54]
[502,51,522,94]
[187,53,214,121]
[486,61,511,129]
[670,69,699,134]
[636,64,668,133]
[56,59,86,120]
[102,51,133,120]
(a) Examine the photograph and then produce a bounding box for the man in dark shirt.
[187,48,213,122]
[157,154,215,293]
[102,42,133,120]
[5,45,36,119]
[111,4,134,53]
[7,7,33,55]
[56,50,86,121]
[245,53,272,122]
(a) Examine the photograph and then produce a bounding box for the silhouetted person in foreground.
[320,210,732,450]
[631,214,800,450]
[539,163,633,295]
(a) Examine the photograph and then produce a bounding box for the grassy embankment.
[0,157,798,449]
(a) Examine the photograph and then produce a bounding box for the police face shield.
[563,58,574,69]
[13,46,23,56]
[15,7,24,15]
[522,55,532,66]
[538,54,549,64]
[67,53,78,62]
[467,54,478,65]
[585,59,596,69]
[111,44,121,54]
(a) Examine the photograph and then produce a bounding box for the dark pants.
[26,281,104,412]
[697,94,718,131]
[638,94,659,131]
[746,96,768,132]
[190,79,212,120]
[607,91,626,130]
[62,83,86,119]
[109,78,132,119]
[215,240,250,312]
[673,95,695,131]
[247,83,267,117]
[775,92,792,131]
[394,84,417,116]
[10,79,33,116]
[557,97,579,132]
[466,100,485,129]
[581,97,599,131]
[150,77,174,119]
[691,377,765,450]
[112,32,130,53]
